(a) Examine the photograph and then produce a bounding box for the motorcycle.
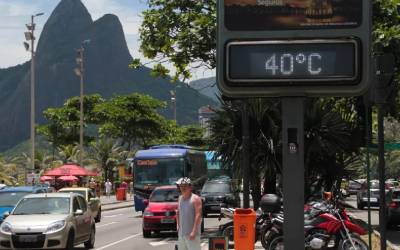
[261,197,368,250]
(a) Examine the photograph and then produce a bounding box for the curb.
[102,203,133,211]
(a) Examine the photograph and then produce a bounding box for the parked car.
[58,187,102,223]
[357,180,382,209]
[0,186,51,224]
[349,180,363,195]
[142,185,179,238]
[0,192,95,249]
[201,179,240,217]
[386,188,400,228]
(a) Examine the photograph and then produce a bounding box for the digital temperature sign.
[227,40,358,84]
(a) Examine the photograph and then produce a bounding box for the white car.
[0,193,95,249]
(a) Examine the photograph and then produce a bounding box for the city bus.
[133,145,207,212]
[205,151,232,179]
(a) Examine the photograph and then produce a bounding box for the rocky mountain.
[0,0,216,152]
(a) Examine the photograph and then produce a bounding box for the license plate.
[161,218,175,224]
[369,198,377,202]
[19,235,37,243]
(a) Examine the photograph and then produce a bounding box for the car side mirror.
[74,209,84,216]
[3,211,10,218]
[143,199,149,206]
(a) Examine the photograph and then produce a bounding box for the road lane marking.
[96,222,117,228]
[149,238,173,246]
[95,233,141,250]
[103,213,124,218]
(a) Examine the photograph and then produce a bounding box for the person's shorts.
[177,235,201,250]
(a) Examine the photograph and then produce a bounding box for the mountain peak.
[36,0,92,58]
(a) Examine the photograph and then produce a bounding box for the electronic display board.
[225,0,362,30]
[227,40,358,84]
[217,0,372,97]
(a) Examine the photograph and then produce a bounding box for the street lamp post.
[170,90,176,144]
[74,40,90,167]
[24,12,44,184]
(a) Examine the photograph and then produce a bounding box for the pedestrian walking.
[176,177,202,250]
[105,179,112,198]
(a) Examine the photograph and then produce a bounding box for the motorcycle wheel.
[260,225,276,249]
[338,234,368,250]
[266,233,284,250]
[221,222,234,248]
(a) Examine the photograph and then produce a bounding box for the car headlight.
[44,220,66,234]
[0,222,12,235]
[143,211,154,217]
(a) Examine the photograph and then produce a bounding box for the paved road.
[345,195,400,247]
[70,207,233,250]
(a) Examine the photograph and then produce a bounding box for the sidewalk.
[100,193,134,211]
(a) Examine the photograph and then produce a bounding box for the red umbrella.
[40,176,53,182]
[58,175,79,182]
[44,164,92,177]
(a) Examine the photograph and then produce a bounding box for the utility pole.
[24,12,44,184]
[74,40,90,167]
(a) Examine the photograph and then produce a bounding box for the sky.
[0,0,213,80]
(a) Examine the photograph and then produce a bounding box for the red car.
[142,185,179,238]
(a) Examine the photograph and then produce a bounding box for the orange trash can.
[233,208,256,250]
[116,188,126,201]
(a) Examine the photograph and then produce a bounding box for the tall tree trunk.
[250,168,262,209]
[263,168,277,194]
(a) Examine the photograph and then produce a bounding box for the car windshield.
[59,190,86,199]
[202,182,231,193]
[135,158,184,186]
[150,189,179,202]
[0,192,30,207]
[13,197,70,215]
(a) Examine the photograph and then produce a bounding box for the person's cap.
[176,177,191,185]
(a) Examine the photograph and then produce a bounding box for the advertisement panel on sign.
[224,0,362,30]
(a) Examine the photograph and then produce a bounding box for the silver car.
[0,193,95,249]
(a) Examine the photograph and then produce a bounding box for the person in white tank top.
[176,177,202,250]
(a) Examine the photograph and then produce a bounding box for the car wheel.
[95,208,101,223]
[84,226,96,249]
[357,202,364,210]
[65,230,74,250]
[143,228,151,238]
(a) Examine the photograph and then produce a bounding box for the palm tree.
[209,98,281,208]
[90,138,128,182]
[58,144,80,164]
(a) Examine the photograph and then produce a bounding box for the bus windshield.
[135,158,184,186]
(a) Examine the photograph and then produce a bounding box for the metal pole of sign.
[282,97,305,249]
[242,101,250,209]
